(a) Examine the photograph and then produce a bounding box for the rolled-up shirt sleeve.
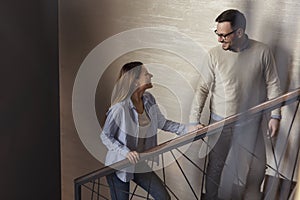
[154,103,187,135]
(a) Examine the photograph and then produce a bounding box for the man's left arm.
[264,47,282,137]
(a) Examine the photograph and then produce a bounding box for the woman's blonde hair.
[111,61,143,106]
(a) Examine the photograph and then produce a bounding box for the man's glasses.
[214,29,237,40]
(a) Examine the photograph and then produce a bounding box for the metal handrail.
[74,88,300,199]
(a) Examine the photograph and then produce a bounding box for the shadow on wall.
[263,23,292,93]
[261,21,300,200]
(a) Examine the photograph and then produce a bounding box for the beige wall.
[60,0,300,199]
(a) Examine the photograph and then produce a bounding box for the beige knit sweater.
[190,39,282,123]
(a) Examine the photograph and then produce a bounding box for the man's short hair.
[215,9,246,31]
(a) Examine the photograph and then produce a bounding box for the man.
[190,9,282,199]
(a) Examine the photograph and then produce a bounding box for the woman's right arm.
[100,108,130,157]
[100,106,140,164]
[101,124,139,163]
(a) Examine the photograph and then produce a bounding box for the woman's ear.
[134,80,139,87]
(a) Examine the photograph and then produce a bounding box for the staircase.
[74,88,300,200]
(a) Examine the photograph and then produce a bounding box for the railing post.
[75,182,81,200]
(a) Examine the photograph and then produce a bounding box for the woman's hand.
[126,151,140,164]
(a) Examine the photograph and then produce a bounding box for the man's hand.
[268,118,280,138]
[188,124,205,132]
[126,151,140,164]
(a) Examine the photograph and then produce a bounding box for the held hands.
[268,118,280,138]
[126,151,140,164]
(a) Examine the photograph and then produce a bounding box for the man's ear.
[236,28,244,38]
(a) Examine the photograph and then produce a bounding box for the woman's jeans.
[106,163,170,200]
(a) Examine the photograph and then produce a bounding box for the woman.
[101,61,199,200]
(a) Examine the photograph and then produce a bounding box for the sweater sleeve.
[189,52,214,124]
[263,47,282,117]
